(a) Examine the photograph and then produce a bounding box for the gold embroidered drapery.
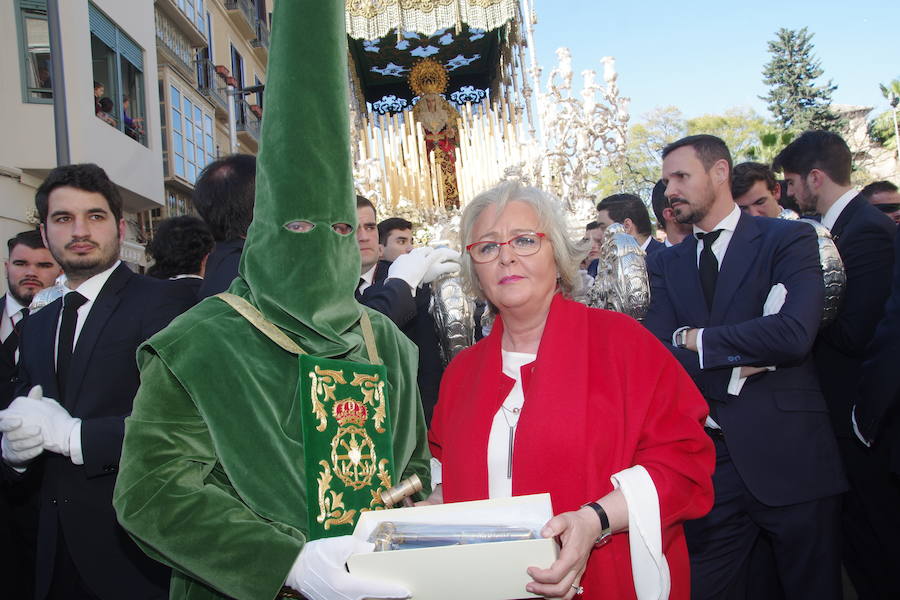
[346,0,518,40]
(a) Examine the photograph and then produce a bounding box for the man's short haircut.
[356,195,376,216]
[585,221,601,232]
[650,179,668,227]
[596,193,652,236]
[377,217,412,245]
[662,134,733,183]
[35,163,123,224]
[772,130,852,186]
[192,154,256,241]
[861,180,899,199]
[732,162,778,199]
[7,229,46,255]
[145,215,215,279]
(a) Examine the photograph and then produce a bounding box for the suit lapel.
[828,194,864,246]
[668,235,710,326]
[65,264,131,409]
[710,212,760,324]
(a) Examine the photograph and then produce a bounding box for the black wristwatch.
[581,501,612,547]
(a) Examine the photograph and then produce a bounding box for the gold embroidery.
[309,367,347,432]
[352,373,388,433]
[331,400,378,490]
[316,460,357,530]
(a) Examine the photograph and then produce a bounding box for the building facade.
[0,0,269,292]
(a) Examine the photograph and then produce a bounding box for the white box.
[347,494,559,600]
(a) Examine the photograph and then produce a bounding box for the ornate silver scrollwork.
[587,223,649,320]
[777,210,845,326]
[429,270,476,367]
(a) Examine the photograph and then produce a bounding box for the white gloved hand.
[387,246,436,290]
[763,283,787,316]
[284,535,410,600]
[421,247,461,285]
[0,417,43,468]
[3,386,79,457]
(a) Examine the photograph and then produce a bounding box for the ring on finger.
[571,583,584,595]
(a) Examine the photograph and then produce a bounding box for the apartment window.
[90,3,147,146]
[169,83,215,184]
[15,0,53,103]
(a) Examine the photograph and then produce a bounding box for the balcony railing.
[224,0,256,37]
[236,97,261,144]
[195,58,228,114]
[251,17,269,53]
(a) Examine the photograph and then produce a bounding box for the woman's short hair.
[459,180,588,302]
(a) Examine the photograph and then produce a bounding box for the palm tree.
[880,79,900,159]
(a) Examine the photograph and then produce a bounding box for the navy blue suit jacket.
[12,263,193,599]
[644,211,847,506]
[814,195,895,438]
[360,260,444,424]
[857,225,900,472]
[198,238,244,299]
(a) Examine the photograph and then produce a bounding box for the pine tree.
[761,27,841,132]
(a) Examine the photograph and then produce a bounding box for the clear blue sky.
[533,0,898,123]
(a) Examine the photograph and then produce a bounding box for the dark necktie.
[57,292,87,403]
[355,278,365,301]
[1,308,28,359]
[697,229,724,310]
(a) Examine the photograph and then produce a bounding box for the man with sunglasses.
[862,180,900,225]
[775,131,898,599]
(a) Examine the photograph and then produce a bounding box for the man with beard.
[0,229,60,599]
[0,163,193,600]
[1,230,60,404]
[644,135,846,599]
[775,131,898,599]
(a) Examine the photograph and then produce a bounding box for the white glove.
[3,386,80,457]
[421,247,461,285]
[763,283,787,316]
[285,535,410,600]
[0,417,43,468]
[388,247,461,290]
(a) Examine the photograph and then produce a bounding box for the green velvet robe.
[113,281,431,600]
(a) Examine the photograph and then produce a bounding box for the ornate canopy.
[346,0,519,41]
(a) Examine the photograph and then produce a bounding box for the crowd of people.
[1,2,899,600]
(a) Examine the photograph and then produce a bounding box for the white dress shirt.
[53,260,121,465]
[821,188,858,231]
[1,293,28,343]
[487,350,536,499]
[357,264,376,296]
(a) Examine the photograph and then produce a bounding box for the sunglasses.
[874,203,900,214]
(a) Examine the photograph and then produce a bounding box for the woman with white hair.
[426,181,714,600]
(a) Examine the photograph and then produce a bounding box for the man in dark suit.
[0,164,193,600]
[0,229,60,599]
[1,230,61,405]
[644,135,846,600]
[775,131,898,599]
[650,179,692,248]
[145,214,214,305]
[589,193,664,276]
[856,226,900,460]
[354,197,458,424]
[192,154,255,299]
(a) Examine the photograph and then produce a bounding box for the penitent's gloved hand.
[284,535,410,600]
[388,246,458,291]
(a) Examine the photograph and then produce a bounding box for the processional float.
[345,0,636,355]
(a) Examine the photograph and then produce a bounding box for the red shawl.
[429,294,714,599]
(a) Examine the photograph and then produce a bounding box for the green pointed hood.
[238,0,363,357]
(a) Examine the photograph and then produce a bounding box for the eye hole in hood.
[284,220,316,233]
